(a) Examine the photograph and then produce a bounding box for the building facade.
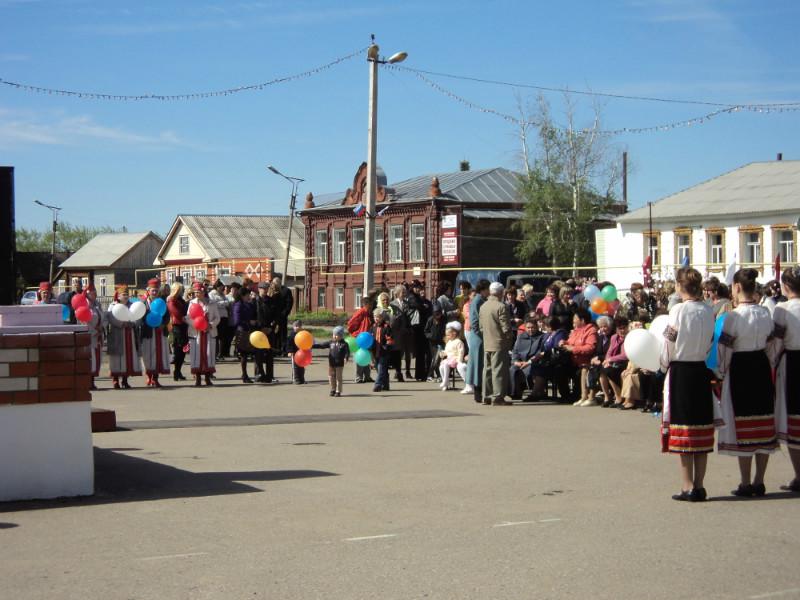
[596,159,800,290]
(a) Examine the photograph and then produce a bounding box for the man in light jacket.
[479,281,513,405]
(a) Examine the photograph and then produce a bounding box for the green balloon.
[345,336,359,353]
[600,285,618,302]
[354,348,372,367]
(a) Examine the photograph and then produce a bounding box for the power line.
[0,47,367,101]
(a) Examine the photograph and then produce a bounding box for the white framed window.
[352,227,365,264]
[315,230,328,265]
[353,286,363,310]
[181,270,191,283]
[179,235,190,255]
[217,267,231,277]
[80,277,89,288]
[99,277,107,297]
[196,269,206,282]
[335,287,344,309]
[643,232,660,267]
[742,231,762,265]
[374,225,384,264]
[333,229,346,264]
[411,223,425,262]
[317,287,326,309]
[776,229,795,263]
[675,232,691,265]
[166,270,175,284]
[389,224,404,263]
[708,232,724,266]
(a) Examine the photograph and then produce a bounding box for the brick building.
[299,164,529,313]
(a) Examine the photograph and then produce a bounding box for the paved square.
[2,357,798,599]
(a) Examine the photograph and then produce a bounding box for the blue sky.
[2,0,799,235]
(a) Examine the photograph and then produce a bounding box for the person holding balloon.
[187,282,220,387]
[140,278,171,388]
[106,284,142,389]
[716,268,778,496]
[371,308,394,392]
[287,320,311,384]
[328,326,350,397]
[83,283,105,390]
[231,286,257,383]
[34,281,56,305]
[347,296,375,384]
[659,267,716,502]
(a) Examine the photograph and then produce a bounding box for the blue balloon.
[356,331,374,350]
[145,311,162,328]
[589,309,599,322]
[150,298,167,316]
[705,313,727,370]
[584,285,601,301]
[61,304,70,321]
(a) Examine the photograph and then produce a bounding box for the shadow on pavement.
[707,491,799,502]
[0,448,338,513]
[0,522,19,529]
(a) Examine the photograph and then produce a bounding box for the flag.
[724,254,737,285]
[680,254,690,268]
[377,205,390,217]
[774,254,781,281]
[642,255,652,288]
[353,204,365,216]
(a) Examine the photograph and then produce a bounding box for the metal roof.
[462,209,523,219]
[59,231,161,269]
[619,160,800,224]
[306,167,523,212]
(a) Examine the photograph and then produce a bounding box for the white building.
[596,159,800,290]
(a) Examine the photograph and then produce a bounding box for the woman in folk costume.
[107,284,141,389]
[35,281,56,304]
[167,282,188,381]
[773,266,800,493]
[85,283,105,390]
[188,282,221,387]
[141,278,171,388]
[660,268,716,502]
[716,268,778,497]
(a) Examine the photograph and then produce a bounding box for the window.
[179,235,190,255]
[643,231,660,266]
[335,287,344,309]
[775,229,795,263]
[99,277,107,297]
[81,277,89,288]
[353,287,363,310]
[389,224,404,263]
[374,225,384,264]
[317,287,326,309]
[181,270,191,283]
[674,231,691,265]
[333,229,346,264]
[741,230,762,265]
[411,223,425,262]
[166,270,175,284]
[315,230,328,265]
[352,227,365,264]
[217,267,231,277]
[196,269,206,282]
[707,231,724,266]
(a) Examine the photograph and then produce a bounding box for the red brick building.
[299,164,528,313]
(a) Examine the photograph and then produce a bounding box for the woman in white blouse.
[660,268,716,502]
[717,269,778,497]
[773,267,800,493]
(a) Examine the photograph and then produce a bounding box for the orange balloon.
[294,330,313,351]
[590,297,608,315]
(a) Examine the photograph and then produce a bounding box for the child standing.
[439,321,467,390]
[372,308,394,392]
[286,320,307,384]
[328,326,350,397]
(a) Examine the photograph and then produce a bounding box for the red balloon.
[294,348,313,367]
[71,293,87,310]
[188,303,205,319]
[608,300,620,315]
[75,306,92,323]
[193,316,208,332]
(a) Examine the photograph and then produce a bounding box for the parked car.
[20,290,38,305]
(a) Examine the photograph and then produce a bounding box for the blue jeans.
[374,354,390,391]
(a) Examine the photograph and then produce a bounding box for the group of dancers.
[663,266,800,501]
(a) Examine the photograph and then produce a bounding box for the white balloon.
[649,315,670,352]
[129,301,146,321]
[623,328,661,371]
[111,303,131,322]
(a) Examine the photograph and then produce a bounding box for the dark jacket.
[512,331,546,362]
[286,329,302,353]
[232,299,256,331]
[279,286,294,319]
[424,315,446,346]
[328,339,350,367]
[256,295,276,329]
[372,322,394,359]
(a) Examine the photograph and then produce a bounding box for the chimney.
[777,153,783,161]
[459,160,470,172]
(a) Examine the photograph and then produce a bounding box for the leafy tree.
[514,94,621,274]
[15,222,120,253]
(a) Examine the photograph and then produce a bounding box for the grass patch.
[293,310,348,326]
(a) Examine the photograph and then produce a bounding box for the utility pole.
[267,166,303,286]
[34,199,61,283]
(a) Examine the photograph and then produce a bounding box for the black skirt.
[665,361,714,454]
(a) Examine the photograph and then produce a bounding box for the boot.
[122,377,132,389]
[152,374,162,388]
[195,374,202,387]
[204,374,214,386]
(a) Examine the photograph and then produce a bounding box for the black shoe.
[780,480,800,492]
[752,483,766,497]
[405,371,412,379]
[690,487,707,502]
[672,490,692,501]
[394,373,405,382]
[329,390,336,397]
[364,377,375,383]
[242,375,254,383]
[382,386,390,391]
[334,392,341,397]
[372,387,382,392]
[732,483,755,497]
[257,375,269,383]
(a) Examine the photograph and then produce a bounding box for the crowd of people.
[34,266,800,500]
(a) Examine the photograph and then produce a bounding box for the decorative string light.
[388,65,800,135]
[0,47,367,101]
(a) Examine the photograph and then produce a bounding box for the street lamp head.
[367,44,380,61]
[387,51,408,64]
[267,165,281,175]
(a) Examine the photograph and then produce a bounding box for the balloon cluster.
[293,331,314,367]
[188,302,208,332]
[71,293,92,323]
[583,284,619,320]
[352,332,374,367]
[145,298,166,327]
[109,297,147,323]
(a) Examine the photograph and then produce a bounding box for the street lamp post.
[267,166,304,285]
[34,199,61,283]
[362,39,407,295]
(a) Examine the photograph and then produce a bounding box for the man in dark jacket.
[509,317,546,399]
[424,303,446,381]
[408,280,432,381]
[272,275,294,353]
[255,282,277,383]
[57,279,83,324]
